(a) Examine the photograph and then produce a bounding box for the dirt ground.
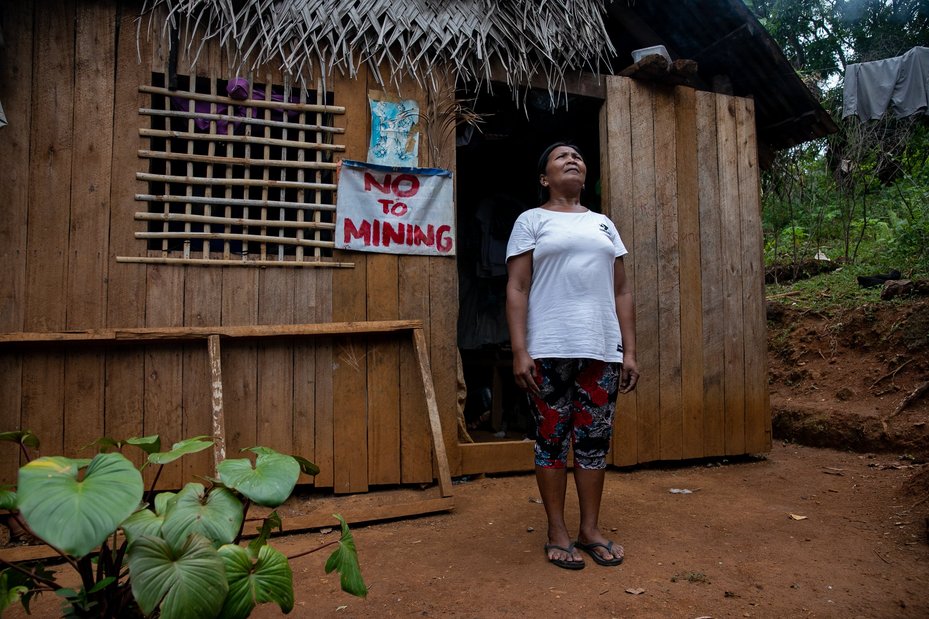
[5,300,929,618]
[273,297,929,618]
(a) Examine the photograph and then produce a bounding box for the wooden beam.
[412,327,454,498]
[0,320,425,344]
[208,335,226,474]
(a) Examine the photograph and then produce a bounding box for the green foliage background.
[747,0,929,278]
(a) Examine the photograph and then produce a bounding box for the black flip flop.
[544,543,585,570]
[575,540,624,566]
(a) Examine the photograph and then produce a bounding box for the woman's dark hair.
[536,141,585,205]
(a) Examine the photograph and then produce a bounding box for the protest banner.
[336,160,455,256]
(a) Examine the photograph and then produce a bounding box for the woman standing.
[505,142,638,570]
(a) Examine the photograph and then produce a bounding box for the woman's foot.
[575,536,625,566]
[544,542,585,570]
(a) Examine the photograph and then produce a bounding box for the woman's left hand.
[619,359,639,393]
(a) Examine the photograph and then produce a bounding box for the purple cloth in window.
[171,78,301,134]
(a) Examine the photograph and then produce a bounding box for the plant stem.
[287,539,339,560]
[0,558,61,590]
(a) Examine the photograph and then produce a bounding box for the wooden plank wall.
[601,76,771,463]
[0,2,34,484]
[0,1,462,491]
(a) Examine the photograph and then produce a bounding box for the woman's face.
[541,146,587,190]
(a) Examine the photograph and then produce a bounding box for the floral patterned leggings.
[529,358,620,469]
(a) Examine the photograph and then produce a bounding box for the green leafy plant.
[0,431,366,618]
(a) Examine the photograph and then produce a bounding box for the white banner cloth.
[336,160,455,256]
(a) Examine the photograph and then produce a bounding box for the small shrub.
[0,431,366,618]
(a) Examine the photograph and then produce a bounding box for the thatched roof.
[141,0,615,94]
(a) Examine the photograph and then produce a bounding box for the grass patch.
[765,265,885,314]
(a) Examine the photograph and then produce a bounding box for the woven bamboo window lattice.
[119,73,352,268]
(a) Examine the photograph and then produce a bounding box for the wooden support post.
[412,326,453,498]
[207,334,226,474]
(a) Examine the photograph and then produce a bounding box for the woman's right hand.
[512,350,540,396]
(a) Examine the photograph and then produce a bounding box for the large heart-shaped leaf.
[161,484,243,549]
[324,514,368,597]
[217,448,300,507]
[217,543,294,618]
[148,437,213,466]
[17,453,143,557]
[127,533,228,619]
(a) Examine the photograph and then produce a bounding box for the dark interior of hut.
[454,83,603,443]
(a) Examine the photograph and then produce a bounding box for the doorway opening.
[455,84,603,443]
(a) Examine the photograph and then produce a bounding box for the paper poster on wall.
[336,160,455,256]
[367,91,420,166]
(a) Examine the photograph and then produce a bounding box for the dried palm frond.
[140,0,615,103]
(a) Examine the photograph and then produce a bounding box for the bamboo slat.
[139,127,345,152]
[134,231,333,248]
[138,108,345,135]
[134,211,336,230]
[137,149,339,170]
[136,172,336,191]
[135,193,336,212]
[138,84,346,114]
[116,256,352,268]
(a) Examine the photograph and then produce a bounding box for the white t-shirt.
[506,208,628,362]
